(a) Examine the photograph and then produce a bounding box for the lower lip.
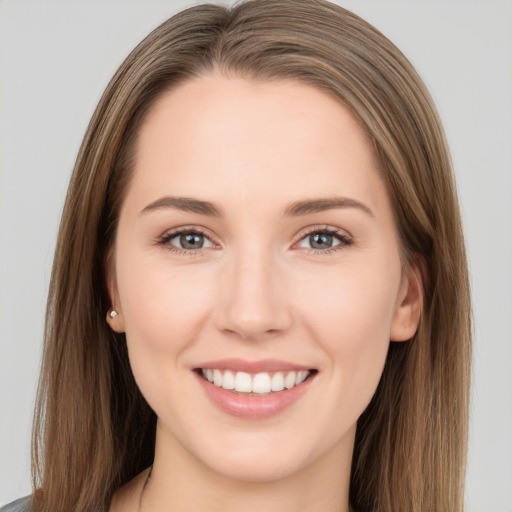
[194,371,316,420]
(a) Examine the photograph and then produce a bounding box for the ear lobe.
[390,264,424,342]
[106,307,125,333]
[105,267,125,333]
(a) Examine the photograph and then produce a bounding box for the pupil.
[310,233,332,249]
[180,233,203,249]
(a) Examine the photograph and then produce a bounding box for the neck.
[140,421,354,512]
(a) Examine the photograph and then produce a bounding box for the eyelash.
[296,226,353,255]
[155,226,353,257]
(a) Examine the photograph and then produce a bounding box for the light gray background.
[1,1,511,510]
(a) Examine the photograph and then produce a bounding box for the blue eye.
[307,232,336,250]
[157,226,352,256]
[171,232,211,250]
[158,229,214,252]
[296,228,352,253]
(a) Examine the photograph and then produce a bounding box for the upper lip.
[194,358,314,373]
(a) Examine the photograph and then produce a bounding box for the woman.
[1,0,471,511]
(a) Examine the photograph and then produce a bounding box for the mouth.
[193,360,317,419]
[196,368,316,395]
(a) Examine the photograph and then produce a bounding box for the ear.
[390,262,424,342]
[105,254,125,334]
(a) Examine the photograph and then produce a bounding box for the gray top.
[0,497,31,512]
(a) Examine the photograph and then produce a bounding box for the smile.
[194,360,317,419]
[200,368,311,394]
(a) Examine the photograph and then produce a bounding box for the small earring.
[109,309,118,319]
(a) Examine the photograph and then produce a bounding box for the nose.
[214,246,293,342]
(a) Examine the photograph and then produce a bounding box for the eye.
[171,232,213,250]
[296,227,352,254]
[157,228,215,253]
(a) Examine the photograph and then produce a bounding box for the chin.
[204,449,308,484]
[189,424,353,485]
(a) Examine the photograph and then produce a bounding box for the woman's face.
[108,74,421,483]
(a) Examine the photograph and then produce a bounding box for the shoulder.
[0,496,32,512]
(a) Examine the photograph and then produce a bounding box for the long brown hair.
[32,1,471,511]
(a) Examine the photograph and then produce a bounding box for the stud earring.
[108,309,118,319]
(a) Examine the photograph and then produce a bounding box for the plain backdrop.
[1,1,511,510]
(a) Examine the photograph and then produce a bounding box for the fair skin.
[107,74,422,512]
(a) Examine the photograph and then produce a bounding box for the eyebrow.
[141,196,224,217]
[284,197,374,217]
[140,195,374,218]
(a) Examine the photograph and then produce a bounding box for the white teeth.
[235,371,253,392]
[221,370,235,390]
[296,370,308,385]
[252,373,271,393]
[213,369,223,387]
[284,371,296,389]
[271,372,285,392]
[201,369,311,394]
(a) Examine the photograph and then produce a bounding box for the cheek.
[115,251,217,371]
[296,256,400,388]
[300,255,399,335]
[115,255,219,416]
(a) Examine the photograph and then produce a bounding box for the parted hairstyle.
[31,1,471,511]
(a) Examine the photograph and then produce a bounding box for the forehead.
[127,73,388,216]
